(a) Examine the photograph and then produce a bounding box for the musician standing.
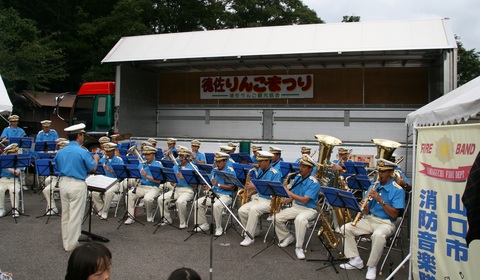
[0,144,24,217]
[275,154,320,260]
[190,139,206,165]
[54,123,99,251]
[238,151,281,246]
[35,120,59,142]
[339,159,405,280]
[158,146,194,229]
[92,142,124,220]
[194,152,235,236]
[124,146,163,224]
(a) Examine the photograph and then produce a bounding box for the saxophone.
[238,168,255,206]
[333,172,353,227]
[317,210,340,249]
[270,172,297,214]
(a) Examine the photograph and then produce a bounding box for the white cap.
[64,123,86,134]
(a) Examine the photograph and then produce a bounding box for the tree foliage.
[456,37,480,86]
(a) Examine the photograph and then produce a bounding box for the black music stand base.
[81,191,109,243]
[306,236,348,273]
[153,186,178,234]
[117,191,145,230]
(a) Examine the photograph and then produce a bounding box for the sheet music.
[86,175,118,192]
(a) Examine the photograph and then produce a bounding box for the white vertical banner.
[412,124,480,279]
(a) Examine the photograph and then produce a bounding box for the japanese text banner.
[412,124,480,279]
[200,74,314,99]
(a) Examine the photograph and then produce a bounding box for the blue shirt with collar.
[193,151,206,164]
[100,155,124,178]
[270,158,283,173]
[1,166,25,178]
[55,141,96,180]
[367,178,405,222]
[139,160,163,186]
[251,167,282,200]
[1,126,26,139]
[250,155,258,164]
[173,162,194,188]
[291,174,320,209]
[36,129,59,142]
[210,165,236,196]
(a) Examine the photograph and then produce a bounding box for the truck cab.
[57,81,115,150]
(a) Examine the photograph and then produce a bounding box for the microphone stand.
[185,157,253,280]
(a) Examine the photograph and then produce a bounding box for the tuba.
[372,138,401,160]
[314,134,342,186]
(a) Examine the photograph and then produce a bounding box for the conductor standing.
[54,123,99,251]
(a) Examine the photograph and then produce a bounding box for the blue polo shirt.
[1,166,25,178]
[210,166,236,196]
[36,129,59,142]
[193,151,206,164]
[251,167,282,200]
[270,158,283,173]
[1,126,26,139]
[139,160,163,186]
[367,178,405,222]
[291,174,320,209]
[173,162,194,188]
[55,141,96,180]
[100,155,124,178]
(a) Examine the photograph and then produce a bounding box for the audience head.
[167,268,201,280]
[65,242,112,280]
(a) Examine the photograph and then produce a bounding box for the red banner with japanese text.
[412,124,480,279]
[200,74,314,99]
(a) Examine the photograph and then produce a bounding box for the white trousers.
[341,214,396,267]
[92,182,123,214]
[275,204,317,248]
[238,196,271,237]
[194,193,232,229]
[127,185,160,218]
[0,177,20,210]
[42,176,59,210]
[158,187,194,225]
[59,177,87,251]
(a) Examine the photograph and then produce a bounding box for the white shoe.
[214,228,223,237]
[0,208,5,217]
[366,266,377,279]
[46,208,58,216]
[339,258,364,270]
[12,210,20,217]
[295,248,305,260]
[138,199,145,207]
[194,223,210,232]
[147,216,154,223]
[266,215,273,221]
[179,222,188,229]
[160,218,172,226]
[101,212,108,220]
[278,234,294,248]
[240,236,254,246]
[23,185,29,191]
[124,217,135,225]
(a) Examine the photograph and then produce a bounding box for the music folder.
[319,186,361,212]
[213,170,243,189]
[86,175,118,193]
[230,152,253,163]
[180,169,211,186]
[111,164,141,180]
[250,179,289,198]
[160,167,178,183]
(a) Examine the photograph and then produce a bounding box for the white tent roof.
[406,75,480,126]
[0,74,13,114]
[102,18,456,64]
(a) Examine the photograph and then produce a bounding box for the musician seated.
[0,144,24,217]
[275,154,320,260]
[294,146,311,163]
[41,140,69,215]
[194,152,236,236]
[331,147,351,172]
[269,146,283,173]
[35,120,59,142]
[190,139,206,165]
[92,142,124,220]
[124,146,163,225]
[238,151,281,246]
[339,159,405,280]
[250,145,262,168]
[219,145,235,168]
[157,146,195,229]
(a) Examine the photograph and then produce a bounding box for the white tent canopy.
[406,75,480,126]
[0,74,13,114]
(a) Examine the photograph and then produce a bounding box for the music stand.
[160,159,175,168]
[197,164,213,174]
[205,153,215,164]
[9,137,33,150]
[212,170,244,236]
[181,168,211,240]
[308,186,361,273]
[112,164,144,229]
[151,166,178,233]
[0,154,31,222]
[34,141,57,153]
[250,179,293,259]
[94,165,106,175]
[35,159,60,223]
[81,175,117,242]
[280,162,300,179]
[230,152,253,164]
[120,155,140,165]
[155,149,164,161]
[232,163,254,184]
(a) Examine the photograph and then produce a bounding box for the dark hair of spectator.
[65,242,112,280]
[167,267,201,280]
